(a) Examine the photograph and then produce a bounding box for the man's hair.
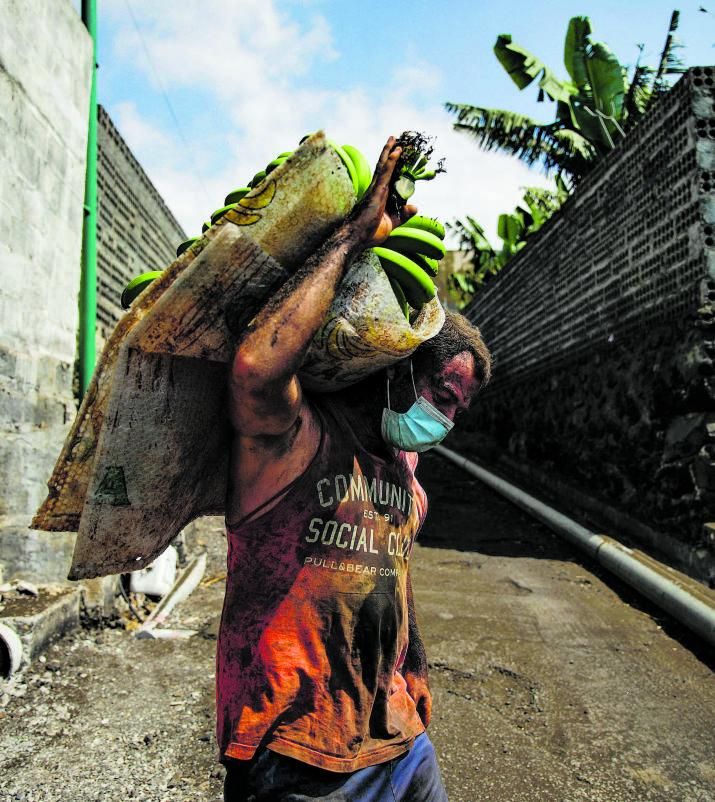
[413,310,492,390]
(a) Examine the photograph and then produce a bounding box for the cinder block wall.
[0,1,93,582]
[463,68,715,583]
[96,106,186,344]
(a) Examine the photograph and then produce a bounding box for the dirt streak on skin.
[255,414,305,458]
[235,226,356,347]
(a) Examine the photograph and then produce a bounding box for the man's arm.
[403,568,432,728]
[229,136,414,440]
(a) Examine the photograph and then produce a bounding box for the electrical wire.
[119,577,144,623]
[122,0,213,209]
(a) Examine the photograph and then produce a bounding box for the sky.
[71,0,715,246]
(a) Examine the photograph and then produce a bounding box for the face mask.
[381,361,454,453]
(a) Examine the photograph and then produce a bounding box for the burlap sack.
[301,249,445,391]
[32,130,445,580]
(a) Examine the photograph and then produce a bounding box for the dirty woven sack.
[300,250,445,391]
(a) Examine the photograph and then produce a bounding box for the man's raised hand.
[343,137,418,251]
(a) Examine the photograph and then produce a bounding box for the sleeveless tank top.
[216,396,428,772]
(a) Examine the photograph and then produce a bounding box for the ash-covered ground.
[1,452,713,802]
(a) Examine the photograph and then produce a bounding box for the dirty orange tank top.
[216,397,428,772]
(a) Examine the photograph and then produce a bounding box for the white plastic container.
[129,546,178,597]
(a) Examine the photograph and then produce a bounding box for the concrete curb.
[0,588,80,674]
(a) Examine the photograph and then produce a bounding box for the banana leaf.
[555,98,579,128]
[586,40,626,122]
[497,211,526,248]
[563,16,592,92]
[565,18,626,150]
[521,189,552,228]
[516,204,534,231]
[450,216,495,258]
[452,272,475,293]
[494,33,574,103]
[554,172,570,199]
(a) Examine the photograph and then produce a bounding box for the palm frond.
[536,127,597,182]
[445,102,595,180]
[654,10,687,93]
[623,52,655,126]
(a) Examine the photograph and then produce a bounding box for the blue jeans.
[223,733,449,801]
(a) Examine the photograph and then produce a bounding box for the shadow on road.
[416,451,715,671]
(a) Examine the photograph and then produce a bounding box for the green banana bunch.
[196,152,294,251]
[373,246,436,312]
[249,170,267,188]
[388,275,410,319]
[211,203,239,225]
[400,215,445,239]
[372,215,446,318]
[176,237,200,257]
[327,140,360,195]
[298,133,372,199]
[341,144,372,199]
[394,157,441,202]
[120,270,163,310]
[391,131,446,205]
[175,138,373,262]
[126,140,447,352]
[224,187,251,205]
[132,138,378,315]
[387,227,445,260]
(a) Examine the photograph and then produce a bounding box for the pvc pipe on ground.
[0,622,23,677]
[435,445,715,648]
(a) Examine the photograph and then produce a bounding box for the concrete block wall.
[96,106,186,344]
[0,1,93,583]
[463,68,715,583]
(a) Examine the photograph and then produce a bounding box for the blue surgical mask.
[381,361,454,453]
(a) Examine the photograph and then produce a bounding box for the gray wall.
[0,1,93,582]
[463,68,715,583]
[96,105,186,344]
[0,6,185,584]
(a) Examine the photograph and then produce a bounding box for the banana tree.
[448,178,569,307]
[445,11,686,188]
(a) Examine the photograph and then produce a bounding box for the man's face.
[413,351,480,424]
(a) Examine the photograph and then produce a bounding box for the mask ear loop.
[409,359,419,401]
[387,361,419,411]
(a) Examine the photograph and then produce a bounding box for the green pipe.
[79,0,98,400]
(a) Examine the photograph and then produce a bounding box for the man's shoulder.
[230,395,322,463]
[303,392,341,427]
[304,392,365,441]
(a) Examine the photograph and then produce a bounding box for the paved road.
[414,452,714,802]
[1,452,713,802]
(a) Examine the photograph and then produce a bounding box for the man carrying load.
[219,136,491,801]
